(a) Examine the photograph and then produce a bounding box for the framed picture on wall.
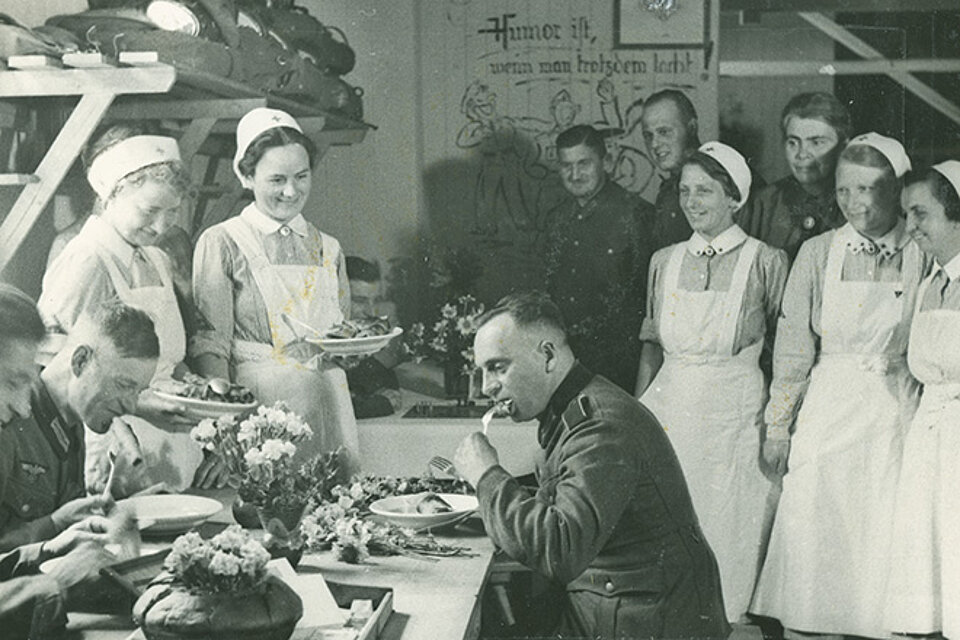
[614,0,711,49]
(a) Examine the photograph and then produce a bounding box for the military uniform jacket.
[0,542,66,639]
[476,363,729,638]
[0,382,84,552]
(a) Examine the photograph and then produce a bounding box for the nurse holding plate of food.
[191,108,360,476]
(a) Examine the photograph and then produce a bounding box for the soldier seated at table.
[0,301,159,552]
[0,284,125,639]
[455,290,729,639]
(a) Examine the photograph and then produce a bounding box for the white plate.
[117,495,223,534]
[308,326,403,357]
[368,492,478,531]
[152,390,258,419]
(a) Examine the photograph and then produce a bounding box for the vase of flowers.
[191,403,340,565]
[405,294,485,404]
[133,526,302,640]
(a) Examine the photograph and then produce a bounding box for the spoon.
[206,377,232,396]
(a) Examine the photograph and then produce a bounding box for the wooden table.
[69,490,497,640]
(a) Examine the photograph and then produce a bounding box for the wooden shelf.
[0,59,371,274]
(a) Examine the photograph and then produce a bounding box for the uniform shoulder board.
[561,395,593,431]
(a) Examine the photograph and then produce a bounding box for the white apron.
[87,244,203,493]
[752,235,922,636]
[886,273,960,637]
[641,237,775,622]
[222,215,360,478]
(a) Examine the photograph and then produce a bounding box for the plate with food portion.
[152,374,257,418]
[117,494,224,535]
[310,320,403,357]
[368,492,478,531]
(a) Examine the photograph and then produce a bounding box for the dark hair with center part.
[904,166,960,223]
[682,151,742,203]
[237,127,318,179]
[780,92,852,142]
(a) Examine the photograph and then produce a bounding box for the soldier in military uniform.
[544,125,653,393]
[640,89,700,251]
[0,286,125,639]
[455,291,729,639]
[0,302,159,552]
[738,92,851,262]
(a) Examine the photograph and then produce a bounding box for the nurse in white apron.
[636,141,788,623]
[38,125,204,493]
[886,161,960,638]
[751,133,927,638]
[191,108,360,477]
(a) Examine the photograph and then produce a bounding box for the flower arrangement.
[190,402,339,515]
[300,481,473,564]
[161,526,271,594]
[404,294,485,376]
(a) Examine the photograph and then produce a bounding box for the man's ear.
[539,340,558,373]
[70,344,93,378]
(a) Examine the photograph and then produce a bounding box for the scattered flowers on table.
[161,525,271,594]
[300,479,474,564]
[189,402,339,515]
[404,294,485,375]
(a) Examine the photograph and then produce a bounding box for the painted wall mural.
[416,0,718,305]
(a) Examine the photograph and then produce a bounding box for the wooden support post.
[799,12,960,127]
[0,92,115,274]
[177,117,217,163]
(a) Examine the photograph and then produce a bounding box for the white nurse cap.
[847,132,912,178]
[933,160,960,199]
[697,141,752,208]
[86,135,181,199]
[233,108,303,181]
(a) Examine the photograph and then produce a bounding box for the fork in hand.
[428,455,457,478]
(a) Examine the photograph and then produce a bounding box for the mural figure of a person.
[456,80,548,236]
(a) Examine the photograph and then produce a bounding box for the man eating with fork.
[454,290,729,639]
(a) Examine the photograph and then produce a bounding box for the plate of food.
[368,492,478,531]
[305,317,403,357]
[152,374,257,418]
[117,494,223,535]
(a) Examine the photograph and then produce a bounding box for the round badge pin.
[802,216,817,230]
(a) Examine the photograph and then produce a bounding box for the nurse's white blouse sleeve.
[39,250,117,334]
[638,247,669,344]
[189,227,234,362]
[764,238,824,440]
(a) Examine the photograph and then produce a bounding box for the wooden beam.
[722,0,959,12]
[177,117,217,164]
[800,12,960,127]
[107,98,267,121]
[0,92,115,274]
[0,66,176,97]
[721,58,960,76]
